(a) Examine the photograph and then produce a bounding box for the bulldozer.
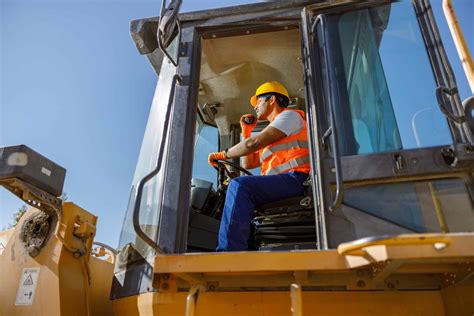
[1,0,473,315]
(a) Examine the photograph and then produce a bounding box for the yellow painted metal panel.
[155,234,474,277]
[113,290,446,316]
[89,256,114,315]
[0,203,102,316]
[154,250,346,274]
[441,285,474,316]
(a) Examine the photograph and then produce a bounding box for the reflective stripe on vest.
[264,156,310,175]
[260,140,309,162]
[259,109,310,176]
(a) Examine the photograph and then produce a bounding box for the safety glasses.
[251,94,272,108]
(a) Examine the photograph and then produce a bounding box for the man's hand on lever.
[208,113,286,170]
[208,151,228,167]
[207,114,258,168]
[240,114,258,138]
[239,114,259,169]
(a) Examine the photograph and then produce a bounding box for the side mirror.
[158,0,182,66]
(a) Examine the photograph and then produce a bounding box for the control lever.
[243,115,256,125]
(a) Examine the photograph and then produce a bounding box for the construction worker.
[208,81,310,251]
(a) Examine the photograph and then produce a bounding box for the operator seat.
[251,177,317,250]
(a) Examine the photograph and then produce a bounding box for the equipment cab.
[112,0,474,304]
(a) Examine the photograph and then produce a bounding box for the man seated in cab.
[208,81,310,251]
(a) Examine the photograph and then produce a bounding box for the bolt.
[357,280,366,288]
[162,274,169,281]
[208,284,216,291]
[162,283,169,290]
[386,282,395,290]
[27,246,39,257]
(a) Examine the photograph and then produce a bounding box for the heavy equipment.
[1,0,473,315]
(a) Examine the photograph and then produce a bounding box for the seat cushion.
[255,196,311,215]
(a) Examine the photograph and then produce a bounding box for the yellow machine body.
[0,203,114,316]
[113,290,474,316]
[109,234,474,316]
[1,1,473,315]
[2,214,473,316]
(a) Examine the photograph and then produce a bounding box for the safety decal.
[23,275,34,285]
[15,267,40,306]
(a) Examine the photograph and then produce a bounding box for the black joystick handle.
[244,116,256,125]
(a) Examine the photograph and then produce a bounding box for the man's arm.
[226,126,286,168]
[239,136,260,169]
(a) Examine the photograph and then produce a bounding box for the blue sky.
[1,0,472,247]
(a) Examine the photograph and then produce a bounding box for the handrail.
[185,285,205,316]
[302,7,327,249]
[443,0,474,94]
[93,241,118,264]
[337,233,452,256]
[132,74,182,254]
[93,241,118,254]
[290,283,303,316]
[414,0,471,144]
[313,14,344,212]
[435,85,465,124]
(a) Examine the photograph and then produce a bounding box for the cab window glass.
[332,1,452,156]
[193,123,218,186]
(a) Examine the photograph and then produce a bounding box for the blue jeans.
[217,171,308,251]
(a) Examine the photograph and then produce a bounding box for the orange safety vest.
[259,109,310,176]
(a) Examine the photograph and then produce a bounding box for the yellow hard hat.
[250,81,289,107]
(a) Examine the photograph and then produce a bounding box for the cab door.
[112,23,200,299]
[301,0,474,249]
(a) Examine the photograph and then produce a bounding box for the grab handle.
[132,74,182,253]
